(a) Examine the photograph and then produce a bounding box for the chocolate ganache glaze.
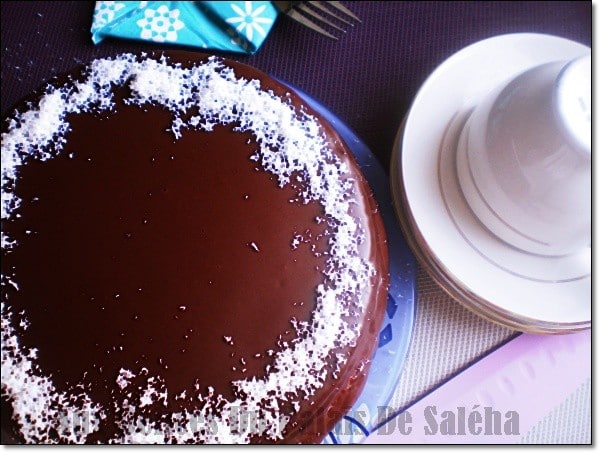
[1,52,389,444]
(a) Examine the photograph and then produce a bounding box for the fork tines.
[275,1,361,40]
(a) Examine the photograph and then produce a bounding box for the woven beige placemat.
[389,266,516,411]
[385,264,590,444]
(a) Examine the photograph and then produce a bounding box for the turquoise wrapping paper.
[91,1,279,54]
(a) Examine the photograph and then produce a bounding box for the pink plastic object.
[364,331,591,444]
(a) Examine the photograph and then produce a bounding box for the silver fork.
[273,1,361,40]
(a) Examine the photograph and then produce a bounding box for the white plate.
[391,33,590,333]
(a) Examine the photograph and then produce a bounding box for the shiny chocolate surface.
[1,53,388,444]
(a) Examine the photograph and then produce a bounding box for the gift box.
[91,1,279,54]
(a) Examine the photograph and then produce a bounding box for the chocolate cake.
[1,52,389,444]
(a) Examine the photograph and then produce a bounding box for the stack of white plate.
[391,33,591,333]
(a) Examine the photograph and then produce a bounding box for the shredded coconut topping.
[1,53,374,443]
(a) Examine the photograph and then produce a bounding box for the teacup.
[456,54,591,256]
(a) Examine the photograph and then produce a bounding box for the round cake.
[1,52,389,444]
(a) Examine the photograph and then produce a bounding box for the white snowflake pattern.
[136,4,185,43]
[226,1,274,42]
[92,1,126,32]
